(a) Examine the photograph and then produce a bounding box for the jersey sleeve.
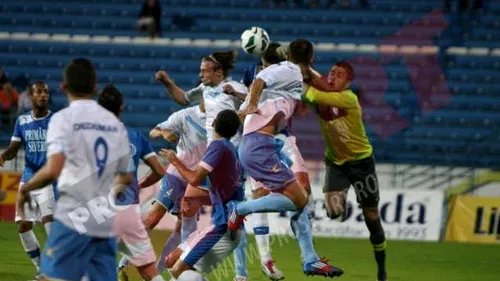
[140,132,156,160]
[155,110,184,134]
[184,83,204,104]
[11,117,23,142]
[199,141,224,173]
[303,87,358,109]
[256,66,277,88]
[231,81,248,95]
[46,112,69,157]
[116,124,131,174]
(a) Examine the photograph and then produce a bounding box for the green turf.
[0,221,499,281]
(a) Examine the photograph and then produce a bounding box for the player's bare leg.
[250,185,285,281]
[40,214,53,234]
[324,191,386,280]
[181,185,210,241]
[156,217,182,273]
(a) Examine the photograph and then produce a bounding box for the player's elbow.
[116,172,133,187]
[187,178,201,188]
[149,128,161,138]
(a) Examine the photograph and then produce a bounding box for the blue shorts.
[40,219,117,281]
[156,173,209,215]
[156,173,187,215]
[239,132,296,190]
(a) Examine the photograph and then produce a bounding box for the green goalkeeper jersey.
[303,87,373,165]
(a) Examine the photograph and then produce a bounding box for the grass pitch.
[0,221,499,281]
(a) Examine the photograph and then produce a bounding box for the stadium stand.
[0,0,499,168]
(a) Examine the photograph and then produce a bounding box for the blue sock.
[118,256,128,268]
[291,207,319,265]
[181,216,197,242]
[233,228,248,278]
[236,193,296,216]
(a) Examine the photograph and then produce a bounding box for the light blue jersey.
[11,111,53,183]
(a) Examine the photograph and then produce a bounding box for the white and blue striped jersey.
[185,78,247,144]
[156,105,207,179]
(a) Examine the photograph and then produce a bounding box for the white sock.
[44,221,52,234]
[19,231,41,271]
[253,213,272,262]
[180,216,197,242]
[150,275,165,281]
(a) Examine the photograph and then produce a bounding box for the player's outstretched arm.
[306,67,334,92]
[155,70,189,105]
[138,156,166,189]
[0,141,21,166]
[149,127,179,143]
[223,84,247,101]
[160,149,208,187]
[238,78,265,117]
[303,86,357,109]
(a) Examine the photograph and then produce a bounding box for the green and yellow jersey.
[303,86,372,165]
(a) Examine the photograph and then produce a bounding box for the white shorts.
[179,225,242,273]
[114,204,156,266]
[15,182,55,222]
[243,97,297,135]
[250,135,308,192]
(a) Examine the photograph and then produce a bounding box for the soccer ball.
[240,26,270,56]
[177,270,209,281]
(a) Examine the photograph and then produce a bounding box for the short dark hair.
[214,110,241,139]
[262,42,287,65]
[288,39,314,66]
[203,50,237,77]
[98,84,123,117]
[335,61,355,81]
[63,58,96,97]
[29,81,48,95]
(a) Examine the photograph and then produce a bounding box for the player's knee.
[181,197,200,218]
[143,209,164,230]
[251,188,269,199]
[324,192,346,219]
[16,221,32,233]
[296,172,311,195]
[363,207,379,221]
[166,247,182,271]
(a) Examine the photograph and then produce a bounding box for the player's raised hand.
[155,70,172,85]
[159,149,178,162]
[222,84,235,96]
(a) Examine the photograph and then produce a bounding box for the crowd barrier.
[445,195,500,244]
[2,170,498,243]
